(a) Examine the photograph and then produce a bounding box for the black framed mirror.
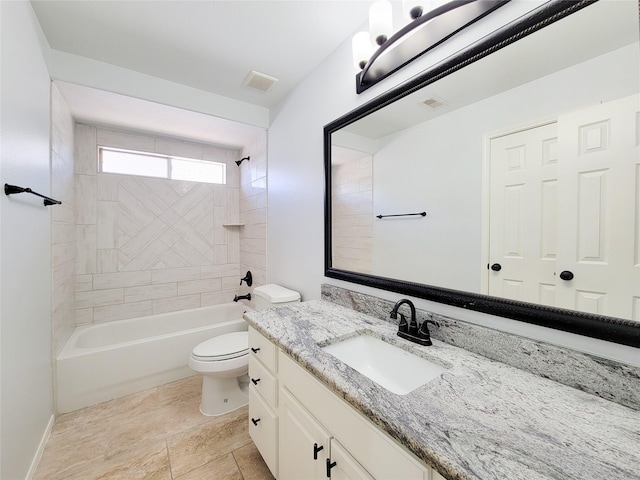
[324,0,640,348]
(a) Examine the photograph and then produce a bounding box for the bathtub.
[56,303,251,413]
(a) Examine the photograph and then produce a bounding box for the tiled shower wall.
[74,125,263,325]
[239,131,267,292]
[50,84,76,356]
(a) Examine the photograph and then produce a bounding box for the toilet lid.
[192,331,249,360]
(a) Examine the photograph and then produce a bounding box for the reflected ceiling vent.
[243,70,279,92]
[421,97,446,109]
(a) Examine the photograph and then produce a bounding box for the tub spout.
[233,293,251,302]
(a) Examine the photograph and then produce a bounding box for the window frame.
[98,146,227,184]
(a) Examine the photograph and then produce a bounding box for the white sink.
[322,334,446,395]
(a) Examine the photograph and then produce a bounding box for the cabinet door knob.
[490,263,502,271]
[559,270,574,281]
[251,417,261,426]
[326,459,337,478]
[251,347,260,353]
[313,443,324,460]
[251,378,260,385]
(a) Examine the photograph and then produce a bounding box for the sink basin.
[322,335,446,395]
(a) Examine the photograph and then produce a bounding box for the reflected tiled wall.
[74,126,248,324]
[51,84,76,356]
[331,155,373,273]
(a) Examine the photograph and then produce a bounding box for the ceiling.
[31,1,372,110]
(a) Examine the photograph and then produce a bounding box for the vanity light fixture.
[352,0,510,93]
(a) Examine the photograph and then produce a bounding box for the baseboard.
[25,414,54,480]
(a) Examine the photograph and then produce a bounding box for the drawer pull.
[251,347,260,353]
[313,443,324,460]
[251,417,261,426]
[251,378,261,385]
[326,459,337,478]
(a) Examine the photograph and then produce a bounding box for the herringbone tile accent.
[116,177,225,272]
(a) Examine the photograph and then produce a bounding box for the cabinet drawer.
[249,385,278,477]
[249,354,278,407]
[279,351,428,480]
[249,327,277,373]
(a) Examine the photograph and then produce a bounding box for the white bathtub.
[56,303,251,413]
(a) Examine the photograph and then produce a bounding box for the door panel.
[489,122,558,305]
[556,94,640,318]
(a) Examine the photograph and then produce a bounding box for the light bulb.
[352,31,373,70]
[369,0,393,46]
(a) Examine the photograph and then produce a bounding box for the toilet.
[189,284,301,416]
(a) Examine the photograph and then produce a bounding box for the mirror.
[325,0,640,347]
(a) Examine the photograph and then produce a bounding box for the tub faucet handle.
[240,271,253,287]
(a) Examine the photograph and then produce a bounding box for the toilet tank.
[253,284,301,310]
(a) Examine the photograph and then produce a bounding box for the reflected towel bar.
[4,184,62,206]
[376,212,426,219]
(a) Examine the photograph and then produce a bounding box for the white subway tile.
[76,308,94,325]
[155,138,203,159]
[93,271,152,290]
[94,301,153,323]
[76,288,123,309]
[97,249,119,273]
[152,267,201,284]
[97,174,119,201]
[76,275,93,293]
[124,283,177,303]
[97,201,118,249]
[76,175,97,224]
[152,294,201,314]
[75,124,97,175]
[201,289,239,307]
[177,278,222,296]
[76,225,97,274]
[97,128,155,152]
[201,264,240,279]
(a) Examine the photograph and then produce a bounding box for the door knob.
[559,270,574,281]
[490,263,502,271]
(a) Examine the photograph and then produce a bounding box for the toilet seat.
[191,331,248,361]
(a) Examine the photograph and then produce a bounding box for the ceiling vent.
[421,97,446,109]
[243,70,279,92]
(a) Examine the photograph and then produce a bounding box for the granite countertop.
[244,300,640,480]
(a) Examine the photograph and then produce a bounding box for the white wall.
[0,2,54,478]
[267,9,640,364]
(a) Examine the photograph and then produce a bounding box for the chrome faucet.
[390,299,433,346]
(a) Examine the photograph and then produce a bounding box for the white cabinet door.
[249,385,278,478]
[489,122,559,305]
[556,94,640,319]
[279,387,331,480]
[327,439,374,480]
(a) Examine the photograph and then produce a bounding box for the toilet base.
[199,373,249,416]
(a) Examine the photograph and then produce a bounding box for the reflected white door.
[556,94,640,319]
[489,95,640,319]
[488,122,559,305]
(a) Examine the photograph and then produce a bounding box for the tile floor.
[34,375,274,480]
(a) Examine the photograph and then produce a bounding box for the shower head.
[235,156,250,166]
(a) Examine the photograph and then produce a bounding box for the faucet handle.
[418,320,432,339]
[397,313,408,333]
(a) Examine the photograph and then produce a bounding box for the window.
[99,147,226,184]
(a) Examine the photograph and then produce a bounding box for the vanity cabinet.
[248,328,279,477]
[248,327,439,480]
